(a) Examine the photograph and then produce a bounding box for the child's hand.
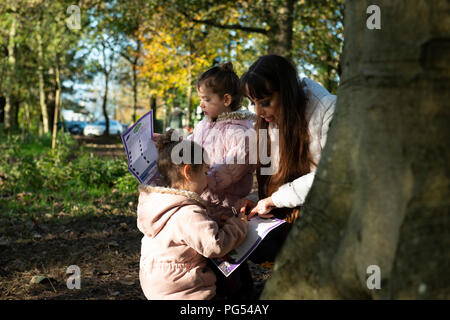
[235,198,257,217]
[151,132,161,142]
[237,210,248,223]
[231,206,248,224]
[219,214,228,226]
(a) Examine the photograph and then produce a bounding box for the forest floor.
[0,135,272,300]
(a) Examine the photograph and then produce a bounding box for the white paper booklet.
[211,216,286,277]
[121,111,160,185]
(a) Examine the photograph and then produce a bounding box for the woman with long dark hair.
[239,55,336,262]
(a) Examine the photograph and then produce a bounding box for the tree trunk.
[267,0,294,59]
[0,96,5,124]
[100,41,113,137]
[4,10,17,130]
[102,72,110,136]
[37,19,49,134]
[131,39,141,123]
[162,92,167,133]
[262,0,450,299]
[132,62,138,123]
[186,49,193,130]
[150,93,157,130]
[52,56,61,154]
[12,99,19,129]
[186,70,192,130]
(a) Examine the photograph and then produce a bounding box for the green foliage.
[0,133,138,223]
[1,0,343,135]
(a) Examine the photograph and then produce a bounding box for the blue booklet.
[121,111,160,185]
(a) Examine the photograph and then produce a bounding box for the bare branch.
[179,10,267,35]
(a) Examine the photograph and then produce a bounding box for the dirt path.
[73,135,126,158]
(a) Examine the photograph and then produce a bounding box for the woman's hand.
[247,197,275,219]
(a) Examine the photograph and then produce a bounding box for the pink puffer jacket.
[137,185,247,300]
[188,110,257,218]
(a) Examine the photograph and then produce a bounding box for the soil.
[0,134,272,300]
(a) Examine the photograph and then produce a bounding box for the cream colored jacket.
[270,78,336,208]
[137,186,247,300]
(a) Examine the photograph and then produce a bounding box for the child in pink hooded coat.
[189,62,257,219]
[137,130,248,300]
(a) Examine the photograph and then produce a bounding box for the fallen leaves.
[119,280,135,286]
[0,237,10,246]
[119,223,128,231]
[30,275,57,292]
[108,240,119,248]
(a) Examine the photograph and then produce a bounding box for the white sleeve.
[271,172,315,208]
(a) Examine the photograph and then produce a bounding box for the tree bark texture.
[262,0,450,299]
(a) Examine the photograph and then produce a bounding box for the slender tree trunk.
[149,93,157,130]
[186,67,192,130]
[0,96,5,124]
[100,41,114,136]
[102,72,110,136]
[4,9,17,130]
[131,39,141,123]
[132,63,138,123]
[267,0,294,58]
[37,19,49,134]
[24,101,30,130]
[52,55,61,154]
[262,0,450,299]
[12,99,19,129]
[186,37,193,129]
[162,92,167,133]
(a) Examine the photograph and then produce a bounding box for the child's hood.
[137,185,206,238]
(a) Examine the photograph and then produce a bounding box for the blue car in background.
[83,120,124,136]
[64,121,88,135]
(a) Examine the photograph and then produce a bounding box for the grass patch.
[0,132,139,235]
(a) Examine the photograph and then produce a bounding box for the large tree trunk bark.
[262,0,450,299]
[37,19,49,134]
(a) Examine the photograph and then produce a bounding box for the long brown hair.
[241,55,315,224]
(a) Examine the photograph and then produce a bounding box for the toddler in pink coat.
[137,130,248,300]
[189,62,257,219]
